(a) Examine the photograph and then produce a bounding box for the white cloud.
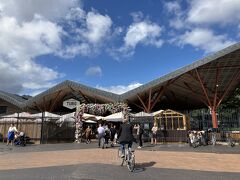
[58,43,91,58]
[164,1,185,29]
[83,11,112,44]
[0,6,64,93]
[0,0,80,22]
[59,10,113,58]
[96,82,142,94]
[163,1,238,53]
[124,21,163,48]
[111,19,163,59]
[27,89,45,97]
[164,1,181,14]
[187,0,240,24]
[130,11,144,22]
[169,18,184,29]
[178,28,236,53]
[85,66,102,76]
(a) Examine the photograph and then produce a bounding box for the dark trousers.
[138,134,143,147]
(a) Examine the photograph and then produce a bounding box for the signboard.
[63,99,80,109]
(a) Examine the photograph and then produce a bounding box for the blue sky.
[0,0,239,95]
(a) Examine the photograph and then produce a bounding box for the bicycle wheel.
[117,148,124,166]
[127,151,135,172]
[227,137,235,147]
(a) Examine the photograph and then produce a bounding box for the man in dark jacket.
[118,117,134,158]
[110,124,117,147]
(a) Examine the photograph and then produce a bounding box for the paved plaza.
[0,142,240,180]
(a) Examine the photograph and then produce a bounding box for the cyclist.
[118,116,134,158]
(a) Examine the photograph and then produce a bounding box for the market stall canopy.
[59,112,75,122]
[104,112,125,122]
[151,110,164,116]
[58,112,100,123]
[30,112,61,119]
[133,111,152,117]
[82,113,97,120]
[84,120,97,123]
[0,113,18,122]
[0,113,18,118]
[95,115,104,120]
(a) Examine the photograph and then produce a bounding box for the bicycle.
[117,146,135,172]
[226,133,235,147]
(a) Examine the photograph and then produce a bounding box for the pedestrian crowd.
[81,121,168,149]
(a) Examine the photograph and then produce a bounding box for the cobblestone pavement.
[0,142,240,180]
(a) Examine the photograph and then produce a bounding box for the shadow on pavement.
[134,161,156,173]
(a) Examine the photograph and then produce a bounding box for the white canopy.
[58,112,100,123]
[83,113,96,120]
[0,113,18,122]
[0,113,18,118]
[151,110,164,116]
[133,111,152,117]
[84,120,97,123]
[104,112,124,122]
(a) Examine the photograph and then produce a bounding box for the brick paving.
[0,143,240,173]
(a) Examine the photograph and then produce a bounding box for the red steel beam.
[211,108,218,128]
[195,69,213,107]
[131,102,145,111]
[147,89,152,112]
[34,102,43,112]
[137,94,148,112]
[49,90,62,112]
[150,86,164,111]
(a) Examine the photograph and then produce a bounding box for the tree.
[219,86,240,109]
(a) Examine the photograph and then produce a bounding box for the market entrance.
[74,103,130,142]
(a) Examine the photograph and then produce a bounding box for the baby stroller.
[14,132,26,147]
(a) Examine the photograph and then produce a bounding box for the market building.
[0,43,240,143]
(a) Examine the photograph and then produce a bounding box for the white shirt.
[8,126,18,133]
[97,126,105,134]
[152,126,158,134]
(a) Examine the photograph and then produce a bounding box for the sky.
[0,0,239,96]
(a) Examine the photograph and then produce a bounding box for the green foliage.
[219,86,240,109]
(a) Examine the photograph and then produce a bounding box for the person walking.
[7,123,18,146]
[84,126,92,144]
[104,124,110,148]
[97,124,105,149]
[136,124,143,149]
[110,124,117,147]
[151,123,158,145]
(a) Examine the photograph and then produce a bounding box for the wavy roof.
[0,42,240,111]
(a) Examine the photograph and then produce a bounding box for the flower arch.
[74,102,129,143]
